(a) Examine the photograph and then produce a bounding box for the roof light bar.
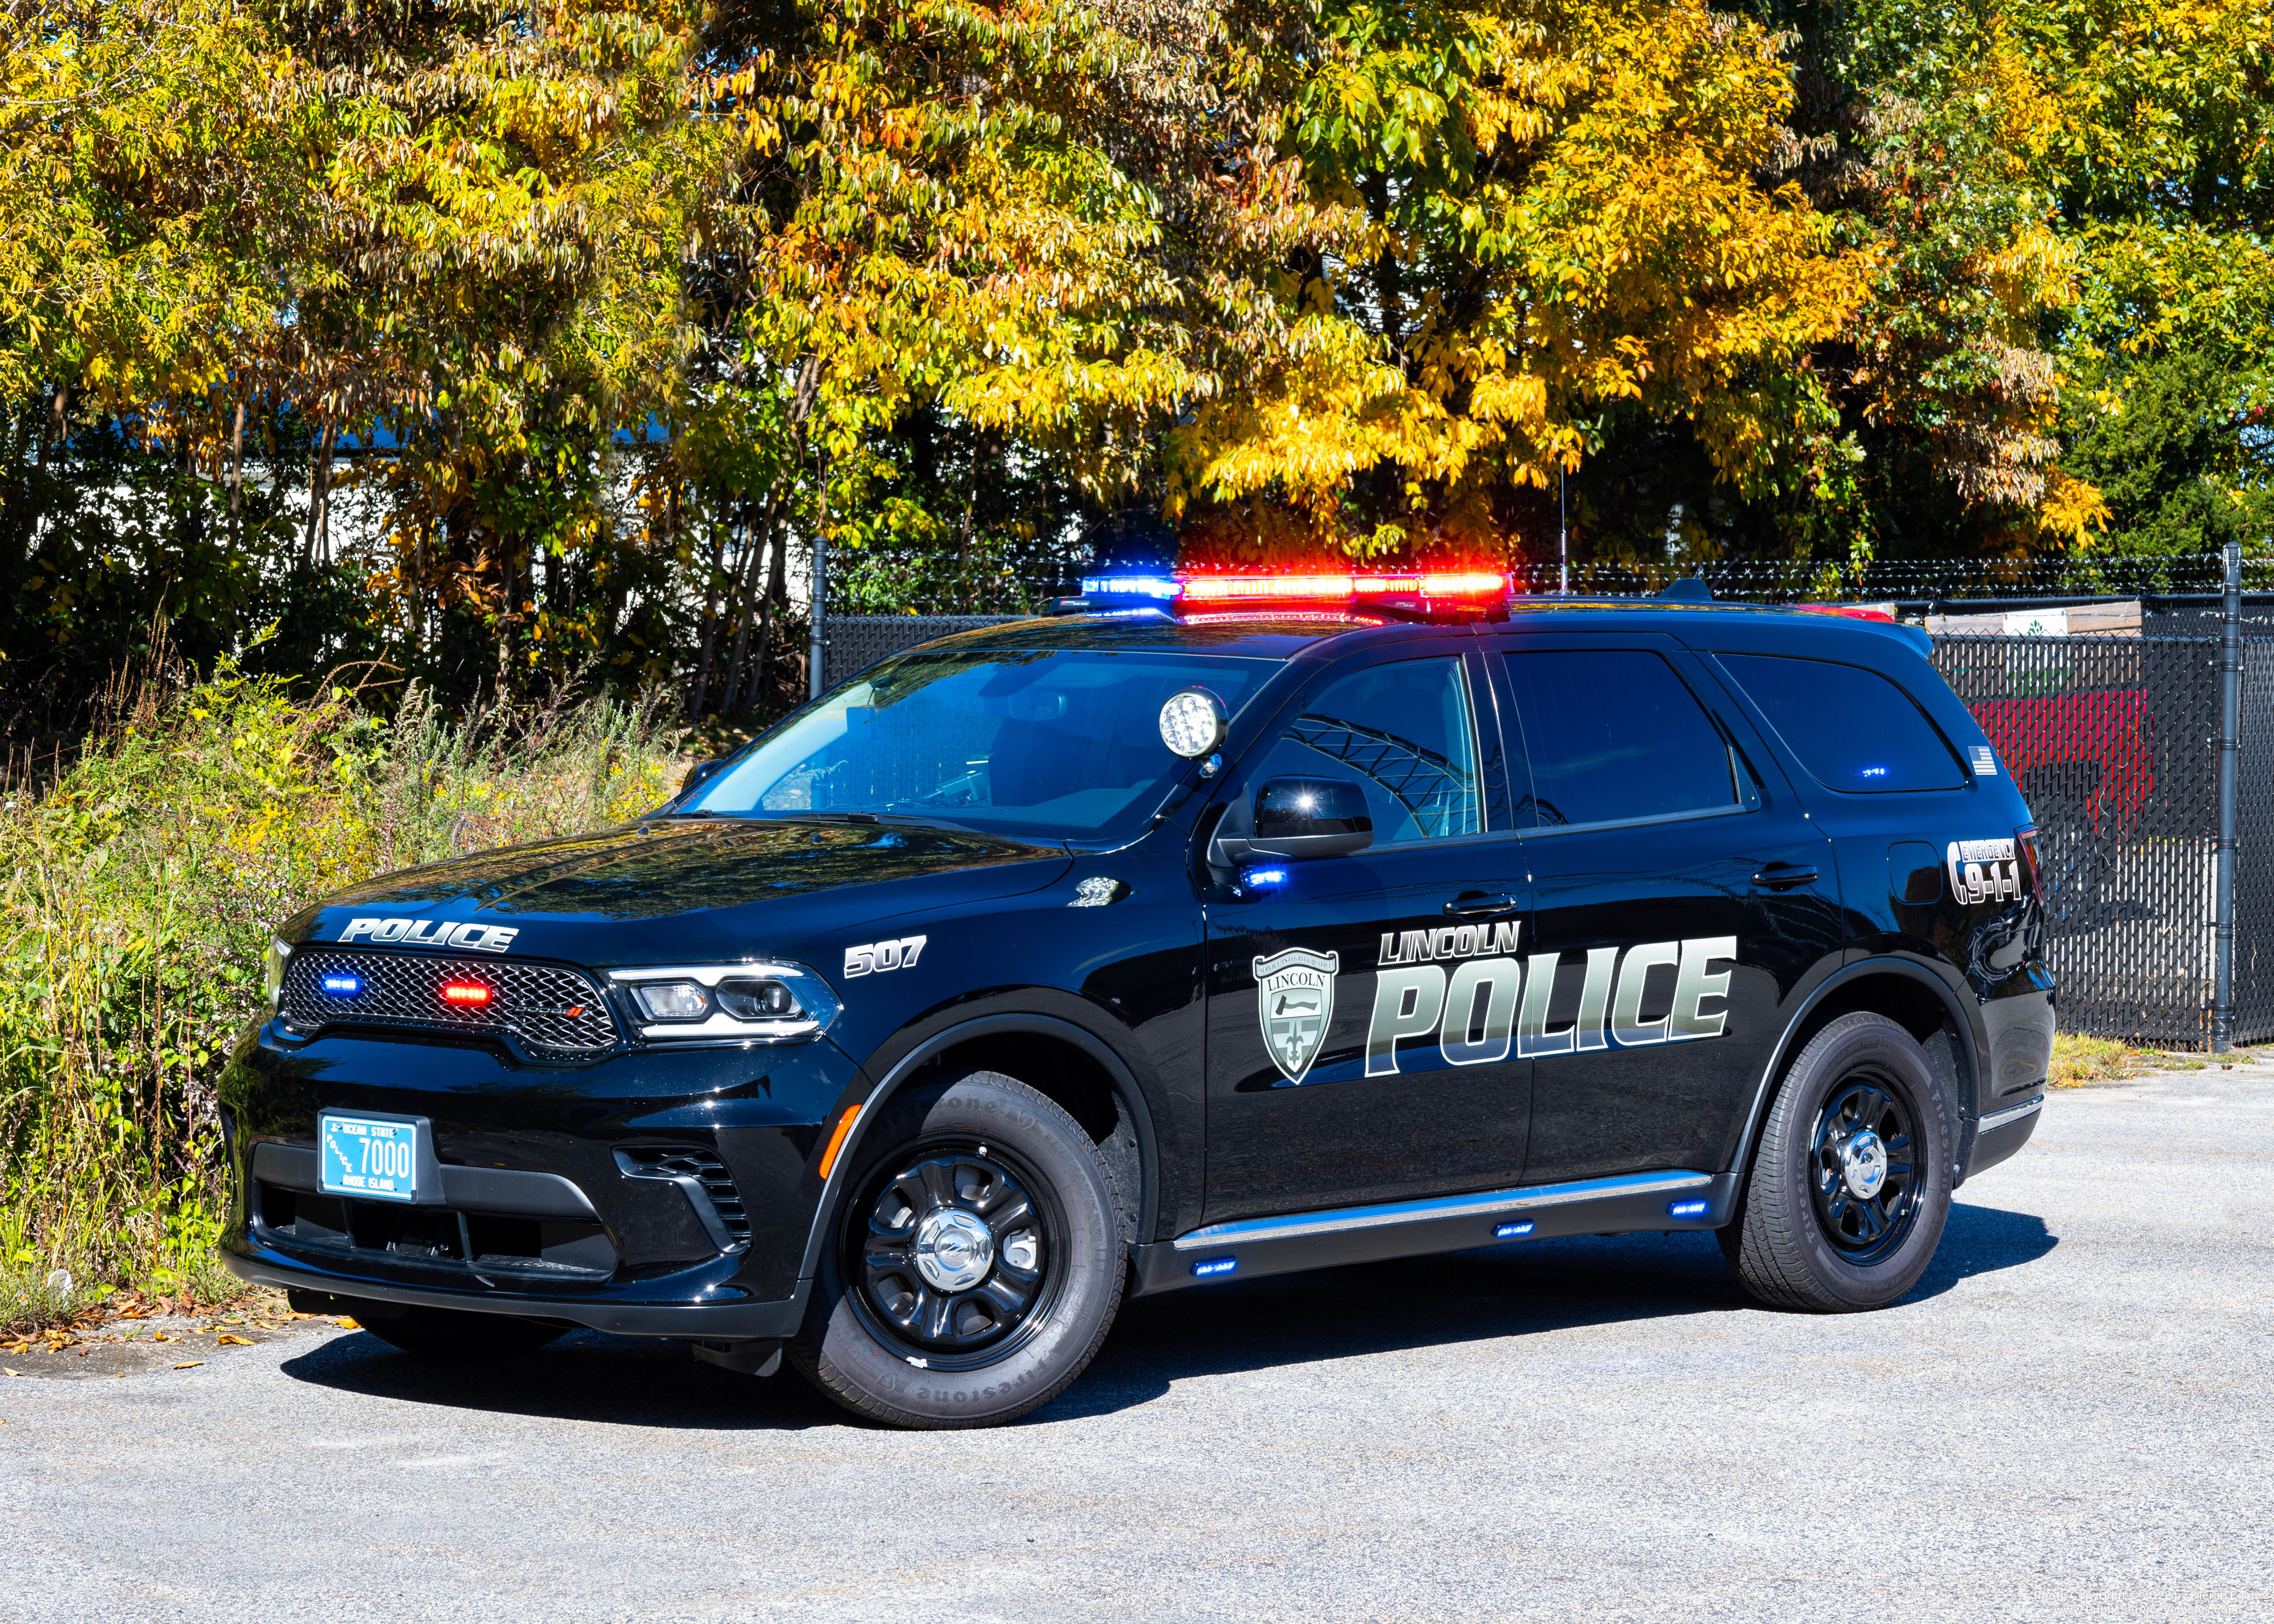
[1174,571,1510,616]
[1079,573,1180,601]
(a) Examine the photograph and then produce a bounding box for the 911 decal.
[338,917,519,952]
[1948,838,2021,905]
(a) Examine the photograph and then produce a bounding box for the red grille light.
[439,980,494,1007]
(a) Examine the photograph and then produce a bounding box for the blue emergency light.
[319,972,363,998]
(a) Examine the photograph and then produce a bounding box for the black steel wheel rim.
[842,1139,1065,1372]
[1809,1074,1922,1266]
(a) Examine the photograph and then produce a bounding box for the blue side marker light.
[1240,867,1288,890]
[1494,1222,1535,1240]
[1191,1256,1237,1279]
[1668,1199,1708,1218]
[319,973,362,998]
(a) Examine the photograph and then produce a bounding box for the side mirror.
[679,758,730,797]
[1249,776,1372,861]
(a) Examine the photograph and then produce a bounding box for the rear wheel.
[1722,1012,1953,1311]
[790,1069,1124,1428]
[348,1302,569,1360]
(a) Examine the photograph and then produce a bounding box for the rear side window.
[1502,649,1742,827]
[1716,653,1965,793]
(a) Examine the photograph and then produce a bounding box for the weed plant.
[0,656,684,1332]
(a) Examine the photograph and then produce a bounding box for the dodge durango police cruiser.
[221,571,2055,1428]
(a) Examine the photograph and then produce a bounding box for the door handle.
[1442,893,1521,919]
[1752,863,1820,890]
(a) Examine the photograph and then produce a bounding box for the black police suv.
[220,578,2055,1428]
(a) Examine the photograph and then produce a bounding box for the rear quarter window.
[1716,653,1967,793]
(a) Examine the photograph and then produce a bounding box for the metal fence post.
[2215,539,2242,1051]
[808,529,828,701]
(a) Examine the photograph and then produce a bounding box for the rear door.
[1492,634,1844,1182]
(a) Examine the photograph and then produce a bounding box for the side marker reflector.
[1190,1257,1237,1279]
[817,1104,862,1180]
[1494,1222,1535,1240]
[1668,1199,1709,1218]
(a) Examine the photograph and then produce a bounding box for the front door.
[1491,636,1843,1183]
[1202,646,1534,1222]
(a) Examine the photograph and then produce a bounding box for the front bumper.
[216,1019,861,1337]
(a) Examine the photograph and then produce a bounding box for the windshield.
[679,647,1272,840]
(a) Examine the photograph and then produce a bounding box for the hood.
[282,817,1072,965]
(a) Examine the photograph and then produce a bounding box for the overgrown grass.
[2049,1031,2145,1087]
[0,659,685,1333]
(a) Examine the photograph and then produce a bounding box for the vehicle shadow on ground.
[1049,1199,2057,1421]
[276,1200,2054,1430]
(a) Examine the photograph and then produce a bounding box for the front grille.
[279,949,619,1060]
[616,1146,751,1252]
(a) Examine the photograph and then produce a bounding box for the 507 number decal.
[844,935,928,978]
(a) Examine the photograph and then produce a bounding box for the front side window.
[1716,653,1966,793]
[680,648,1268,840]
[1245,656,1482,843]
[1503,648,1741,828]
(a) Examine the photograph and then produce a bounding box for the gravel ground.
[3,1061,2269,1623]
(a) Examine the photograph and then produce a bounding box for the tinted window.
[1247,656,1481,842]
[1503,649,1739,827]
[1717,654,1965,793]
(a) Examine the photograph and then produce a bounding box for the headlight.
[264,938,291,1009]
[608,961,841,1044]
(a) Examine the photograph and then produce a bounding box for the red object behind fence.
[1968,689,2155,834]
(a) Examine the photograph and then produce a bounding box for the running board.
[1128,1170,1740,1296]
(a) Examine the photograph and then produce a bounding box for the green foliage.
[0,655,684,1331]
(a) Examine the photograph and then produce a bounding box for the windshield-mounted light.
[608,960,842,1045]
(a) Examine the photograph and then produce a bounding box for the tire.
[790,1069,1125,1429]
[348,1302,569,1360]
[1721,1012,1954,1312]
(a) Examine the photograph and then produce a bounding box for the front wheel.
[1722,1012,1954,1312]
[790,1069,1125,1428]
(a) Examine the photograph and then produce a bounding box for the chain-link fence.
[1930,635,2268,1047]
[820,616,1028,692]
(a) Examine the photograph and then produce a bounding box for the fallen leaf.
[336,1317,359,1329]
[172,1361,203,1370]
[217,1334,252,1346]
[2,1368,21,1378]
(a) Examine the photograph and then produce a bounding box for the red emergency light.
[1174,571,1510,617]
[1794,603,1897,623]
[439,980,494,1007]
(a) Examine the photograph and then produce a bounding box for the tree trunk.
[304,420,338,564]
[685,504,732,721]
[227,399,245,544]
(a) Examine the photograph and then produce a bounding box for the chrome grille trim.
[278,949,619,1060]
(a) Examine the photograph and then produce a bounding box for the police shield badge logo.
[1253,948,1339,1083]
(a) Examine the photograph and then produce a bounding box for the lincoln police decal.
[1948,838,2020,905]
[338,917,519,952]
[1254,947,1340,1084]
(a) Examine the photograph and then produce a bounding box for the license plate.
[318,1114,420,1203]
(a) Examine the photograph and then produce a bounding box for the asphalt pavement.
[4,1061,2270,1622]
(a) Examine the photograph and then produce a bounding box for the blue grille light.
[319,973,363,998]
[1190,1256,1237,1279]
[1494,1222,1535,1240]
[1668,1199,1709,1218]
